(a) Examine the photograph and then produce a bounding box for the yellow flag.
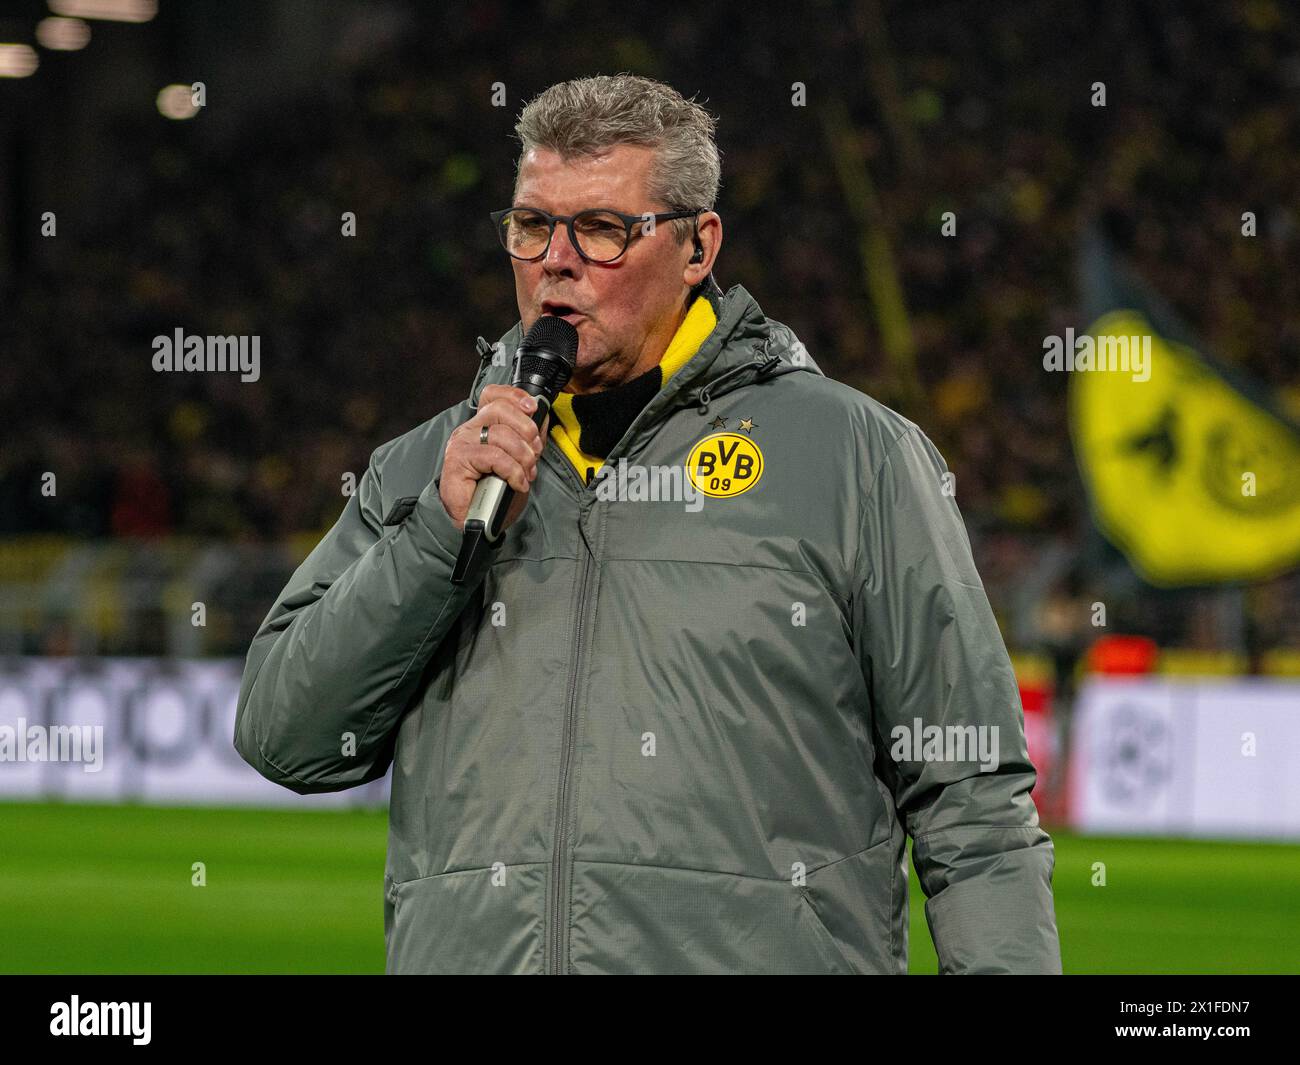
[1069,309,1300,585]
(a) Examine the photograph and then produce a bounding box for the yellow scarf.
[548,294,718,478]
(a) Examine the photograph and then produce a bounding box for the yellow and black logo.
[686,431,764,498]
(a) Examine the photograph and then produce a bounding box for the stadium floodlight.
[156,83,199,120]
[0,43,38,77]
[48,0,157,24]
[36,17,92,51]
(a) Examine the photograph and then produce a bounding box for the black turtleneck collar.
[565,362,664,459]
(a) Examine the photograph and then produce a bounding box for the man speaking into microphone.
[233,74,1061,974]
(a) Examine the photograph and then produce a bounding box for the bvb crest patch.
[686,431,764,498]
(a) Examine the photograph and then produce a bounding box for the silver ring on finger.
[480,425,490,446]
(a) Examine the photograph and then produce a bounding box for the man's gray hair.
[513,74,721,244]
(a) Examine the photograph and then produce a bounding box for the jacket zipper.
[548,534,594,974]
[494,334,773,972]
[480,350,589,974]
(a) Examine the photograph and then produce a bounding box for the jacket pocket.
[385,862,548,974]
[799,835,904,974]
[568,859,856,974]
[796,888,857,973]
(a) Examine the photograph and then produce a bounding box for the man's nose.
[543,222,583,272]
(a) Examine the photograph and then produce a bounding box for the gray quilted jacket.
[233,277,1062,974]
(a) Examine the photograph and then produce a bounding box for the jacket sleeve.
[852,426,1062,974]
[233,445,483,794]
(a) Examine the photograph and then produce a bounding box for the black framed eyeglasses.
[490,206,702,264]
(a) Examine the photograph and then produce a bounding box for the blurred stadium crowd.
[1,0,1297,661]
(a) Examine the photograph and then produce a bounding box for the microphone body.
[451,317,577,583]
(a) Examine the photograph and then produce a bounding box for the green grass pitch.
[1,801,1296,973]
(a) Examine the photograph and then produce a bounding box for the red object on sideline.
[1086,634,1159,675]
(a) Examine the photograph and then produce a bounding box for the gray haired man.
[234,74,1062,975]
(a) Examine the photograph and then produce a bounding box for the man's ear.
[684,211,721,284]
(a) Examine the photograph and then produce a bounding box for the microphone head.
[513,314,578,400]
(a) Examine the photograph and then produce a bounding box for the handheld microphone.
[451,315,578,584]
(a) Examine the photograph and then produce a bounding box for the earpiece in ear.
[690,240,704,264]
